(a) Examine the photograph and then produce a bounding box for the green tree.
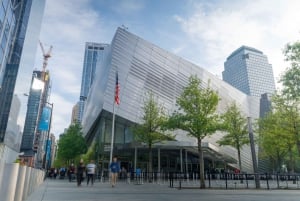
[217,102,249,173]
[57,123,87,165]
[133,92,173,181]
[258,110,290,172]
[281,41,300,169]
[283,41,300,101]
[257,93,298,172]
[82,142,96,162]
[168,75,220,188]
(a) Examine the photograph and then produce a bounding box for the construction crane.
[39,41,53,72]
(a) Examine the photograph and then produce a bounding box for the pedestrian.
[86,160,96,186]
[68,163,75,182]
[76,159,85,186]
[109,156,120,187]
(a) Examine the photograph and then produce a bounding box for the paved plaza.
[24,179,300,201]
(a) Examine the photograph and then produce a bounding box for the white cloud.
[35,0,300,138]
[36,0,111,137]
[174,0,300,80]
[48,92,74,135]
[111,0,145,15]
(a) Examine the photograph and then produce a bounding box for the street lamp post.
[247,117,260,189]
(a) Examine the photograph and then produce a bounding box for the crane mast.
[39,41,52,73]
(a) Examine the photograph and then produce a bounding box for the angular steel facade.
[82,28,260,173]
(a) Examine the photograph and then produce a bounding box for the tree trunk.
[288,145,295,173]
[198,138,205,188]
[148,145,153,182]
[237,148,242,173]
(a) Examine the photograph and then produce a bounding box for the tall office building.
[71,102,80,124]
[78,42,109,123]
[222,46,276,97]
[0,0,16,86]
[20,70,51,168]
[0,0,45,163]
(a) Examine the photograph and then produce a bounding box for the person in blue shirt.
[110,156,120,187]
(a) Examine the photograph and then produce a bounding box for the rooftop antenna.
[121,24,128,30]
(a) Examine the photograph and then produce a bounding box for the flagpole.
[109,102,115,166]
[109,71,119,170]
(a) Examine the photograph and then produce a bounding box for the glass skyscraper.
[0,0,16,86]
[78,42,109,123]
[222,46,276,97]
[20,70,51,156]
[82,28,261,173]
[0,0,45,163]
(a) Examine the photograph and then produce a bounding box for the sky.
[34,0,300,137]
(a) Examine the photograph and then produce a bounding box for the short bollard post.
[14,165,27,201]
[276,173,279,189]
[0,163,19,201]
[246,174,248,188]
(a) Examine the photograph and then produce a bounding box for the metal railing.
[96,171,300,189]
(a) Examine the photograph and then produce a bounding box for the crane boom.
[39,40,52,72]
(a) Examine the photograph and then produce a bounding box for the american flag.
[115,72,120,105]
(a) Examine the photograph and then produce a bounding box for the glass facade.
[222,46,276,97]
[0,0,45,155]
[79,42,109,123]
[20,70,51,168]
[82,28,261,173]
[0,0,16,85]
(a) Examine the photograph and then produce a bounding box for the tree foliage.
[168,75,220,188]
[258,92,299,172]
[257,40,300,172]
[282,41,300,100]
[57,123,87,165]
[257,107,293,172]
[133,92,174,178]
[217,102,249,172]
[82,141,96,163]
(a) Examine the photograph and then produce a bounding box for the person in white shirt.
[86,160,96,186]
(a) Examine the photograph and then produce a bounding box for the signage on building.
[38,106,52,131]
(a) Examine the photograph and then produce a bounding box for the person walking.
[68,163,75,182]
[109,156,120,187]
[86,160,96,186]
[76,159,85,186]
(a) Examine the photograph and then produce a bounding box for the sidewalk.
[25,179,300,201]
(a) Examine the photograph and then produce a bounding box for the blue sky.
[34,0,300,137]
